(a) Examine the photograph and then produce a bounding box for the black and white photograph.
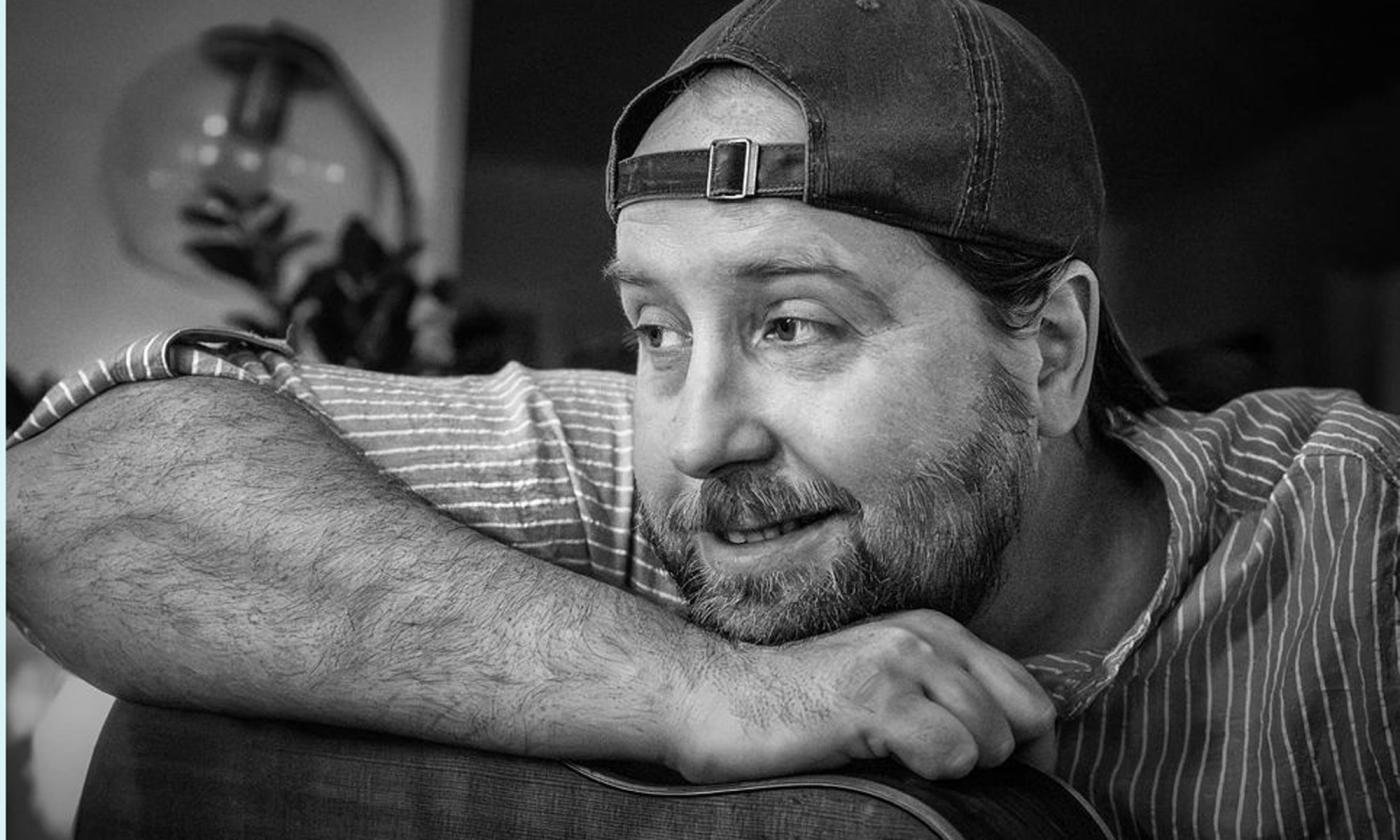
[7,1,1398,837]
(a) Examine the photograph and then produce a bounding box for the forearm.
[8,375,1058,783]
[6,376,702,763]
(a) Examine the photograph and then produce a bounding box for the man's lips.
[694,511,845,575]
[713,512,830,545]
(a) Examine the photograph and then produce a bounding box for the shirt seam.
[1296,445,1400,489]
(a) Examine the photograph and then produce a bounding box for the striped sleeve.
[7,328,683,607]
[6,328,304,443]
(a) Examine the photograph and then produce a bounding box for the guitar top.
[77,700,1114,839]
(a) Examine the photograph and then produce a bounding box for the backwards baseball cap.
[607,0,1104,264]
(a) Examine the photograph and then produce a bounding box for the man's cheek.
[631,421,670,490]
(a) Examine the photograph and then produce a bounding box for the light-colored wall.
[5,0,464,381]
[5,4,463,837]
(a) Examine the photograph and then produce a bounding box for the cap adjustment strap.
[707,137,758,199]
[613,139,806,209]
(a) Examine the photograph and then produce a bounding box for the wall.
[6,0,464,382]
[1101,80,1400,411]
[5,3,463,837]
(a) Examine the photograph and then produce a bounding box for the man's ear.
[1035,260,1099,438]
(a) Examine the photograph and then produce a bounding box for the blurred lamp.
[101,22,419,297]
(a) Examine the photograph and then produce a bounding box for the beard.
[637,368,1036,645]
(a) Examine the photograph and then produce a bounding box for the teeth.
[720,516,814,545]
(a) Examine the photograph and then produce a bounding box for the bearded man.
[8,0,1398,837]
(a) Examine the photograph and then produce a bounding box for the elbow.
[6,403,157,697]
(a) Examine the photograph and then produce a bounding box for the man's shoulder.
[1112,388,1399,559]
[1126,387,1400,480]
[1283,388,1400,472]
[520,365,635,408]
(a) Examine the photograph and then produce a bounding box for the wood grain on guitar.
[76,700,1114,839]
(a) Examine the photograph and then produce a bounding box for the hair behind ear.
[1088,301,1167,426]
[919,234,1167,432]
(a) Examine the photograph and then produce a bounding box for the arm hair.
[6,376,715,762]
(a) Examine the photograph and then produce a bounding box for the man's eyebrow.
[730,255,893,318]
[729,254,858,283]
[603,254,893,318]
[602,258,651,290]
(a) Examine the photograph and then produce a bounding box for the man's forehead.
[607,243,856,287]
[633,70,807,157]
[613,188,940,273]
[606,203,951,320]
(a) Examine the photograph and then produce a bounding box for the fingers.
[883,610,1057,776]
[917,668,1015,769]
[958,636,1058,743]
[880,701,983,779]
[670,610,1059,784]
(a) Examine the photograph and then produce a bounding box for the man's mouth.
[716,513,827,545]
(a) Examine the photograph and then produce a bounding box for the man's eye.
[633,324,683,350]
[763,317,821,343]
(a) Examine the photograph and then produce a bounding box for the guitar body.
[76,700,1113,839]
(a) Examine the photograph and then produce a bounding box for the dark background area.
[460,0,1400,409]
[468,0,1394,218]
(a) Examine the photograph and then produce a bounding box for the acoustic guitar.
[76,700,1114,839]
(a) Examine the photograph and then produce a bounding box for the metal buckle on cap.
[706,137,758,200]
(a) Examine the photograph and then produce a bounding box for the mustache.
[662,470,863,534]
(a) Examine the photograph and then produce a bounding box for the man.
[8,0,1398,837]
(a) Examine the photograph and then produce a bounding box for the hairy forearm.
[6,377,703,762]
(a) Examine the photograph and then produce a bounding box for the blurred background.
[6,0,1399,837]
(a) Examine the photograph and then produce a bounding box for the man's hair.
[922,236,1167,432]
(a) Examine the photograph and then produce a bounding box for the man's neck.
[969,424,1169,659]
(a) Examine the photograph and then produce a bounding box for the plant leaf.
[357,276,416,371]
[272,230,320,262]
[246,190,275,212]
[245,200,291,241]
[185,240,262,285]
[180,205,232,228]
[203,184,246,213]
[339,218,386,275]
[393,239,424,266]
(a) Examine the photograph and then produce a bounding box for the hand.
[664,609,1057,783]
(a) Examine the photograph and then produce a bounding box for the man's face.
[612,79,1043,645]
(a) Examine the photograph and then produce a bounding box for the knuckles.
[856,620,943,665]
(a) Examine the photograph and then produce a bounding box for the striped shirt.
[11,329,1399,839]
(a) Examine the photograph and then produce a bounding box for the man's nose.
[667,353,777,479]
